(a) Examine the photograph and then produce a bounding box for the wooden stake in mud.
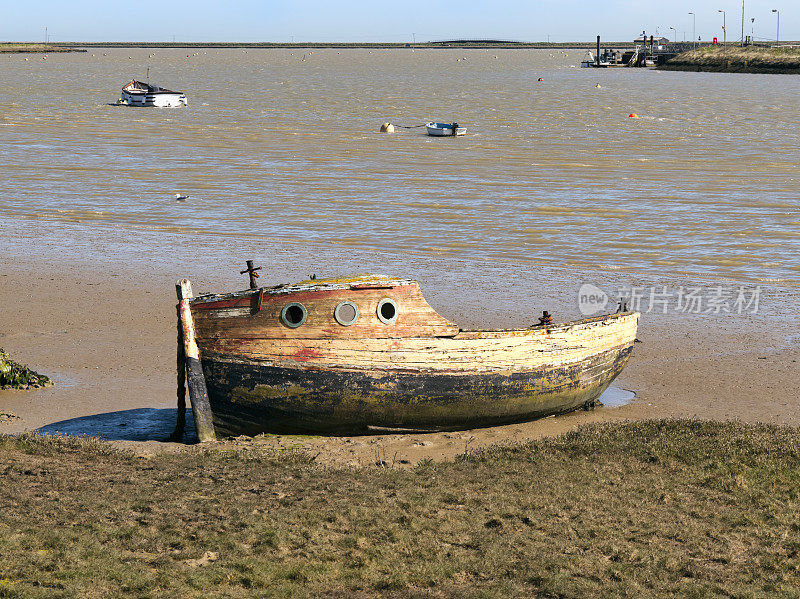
[177,279,216,442]
[168,291,188,442]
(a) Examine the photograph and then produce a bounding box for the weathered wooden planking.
[191,281,459,340]
[197,312,639,373]
[169,295,188,442]
[184,273,640,436]
[201,345,633,436]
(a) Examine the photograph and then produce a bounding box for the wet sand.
[2,224,797,467]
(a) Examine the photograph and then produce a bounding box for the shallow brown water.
[1,48,799,285]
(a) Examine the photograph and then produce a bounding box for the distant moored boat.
[426,122,466,136]
[120,80,187,107]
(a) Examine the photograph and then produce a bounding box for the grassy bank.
[2,420,799,597]
[661,45,800,73]
[0,43,83,54]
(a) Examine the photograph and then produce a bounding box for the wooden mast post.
[596,35,601,67]
[176,279,216,442]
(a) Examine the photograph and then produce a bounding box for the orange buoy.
[628,113,639,118]
[537,77,544,81]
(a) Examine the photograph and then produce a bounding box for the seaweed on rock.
[0,348,51,389]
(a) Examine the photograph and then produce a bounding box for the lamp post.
[740,0,745,46]
[669,26,676,42]
[689,12,696,48]
[718,9,726,46]
[772,9,780,48]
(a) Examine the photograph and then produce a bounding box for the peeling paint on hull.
[188,275,639,437]
[202,345,633,436]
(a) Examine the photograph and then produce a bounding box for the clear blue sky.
[4,0,795,43]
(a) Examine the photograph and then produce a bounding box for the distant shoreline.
[0,43,85,53]
[2,41,638,52]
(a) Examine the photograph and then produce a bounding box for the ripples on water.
[1,48,798,284]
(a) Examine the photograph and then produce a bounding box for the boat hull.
[121,91,187,107]
[187,276,639,437]
[426,123,466,136]
[200,343,632,436]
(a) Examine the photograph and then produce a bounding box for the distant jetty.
[659,45,800,74]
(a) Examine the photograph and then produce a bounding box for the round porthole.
[280,302,307,328]
[376,298,398,324]
[334,301,359,326]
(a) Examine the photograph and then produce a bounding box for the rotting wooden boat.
[176,271,639,438]
[426,122,466,136]
[120,80,187,107]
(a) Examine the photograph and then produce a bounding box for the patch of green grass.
[0,349,51,390]
[1,420,799,597]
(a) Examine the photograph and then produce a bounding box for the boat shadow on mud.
[33,387,634,443]
[37,408,197,442]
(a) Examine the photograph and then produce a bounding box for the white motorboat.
[426,122,466,136]
[120,80,187,107]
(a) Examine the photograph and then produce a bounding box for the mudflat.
[1,222,797,466]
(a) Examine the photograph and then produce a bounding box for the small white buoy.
[380,123,395,133]
[175,193,189,201]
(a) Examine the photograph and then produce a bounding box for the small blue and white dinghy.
[425,122,466,136]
